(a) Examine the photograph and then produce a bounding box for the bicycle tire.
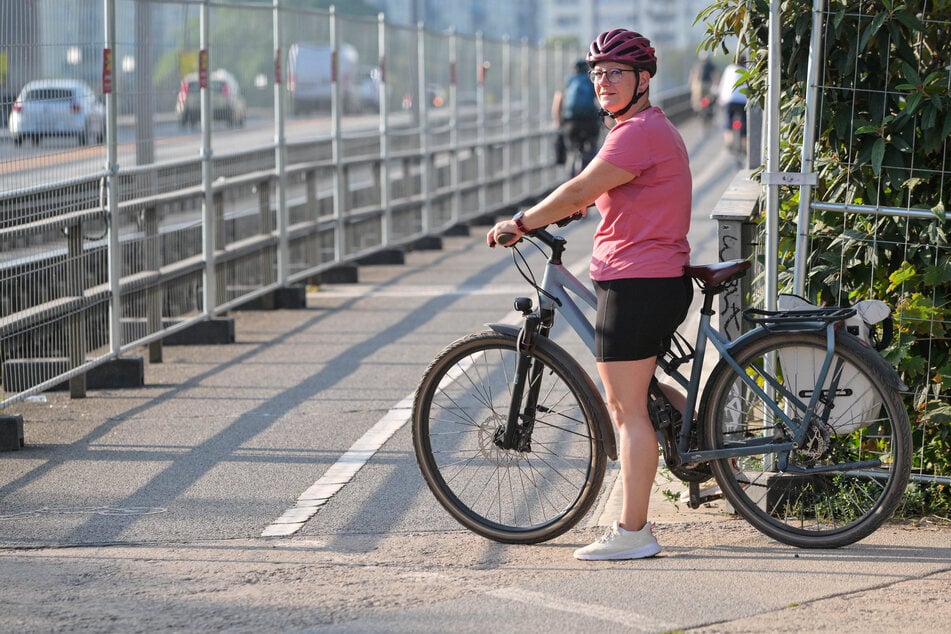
[699,329,912,548]
[412,329,608,544]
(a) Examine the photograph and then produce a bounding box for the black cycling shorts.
[594,276,693,362]
[563,117,601,149]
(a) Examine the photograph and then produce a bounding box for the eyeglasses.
[588,68,637,84]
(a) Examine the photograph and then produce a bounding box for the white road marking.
[262,395,416,537]
[486,587,673,632]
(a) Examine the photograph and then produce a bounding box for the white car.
[8,79,105,147]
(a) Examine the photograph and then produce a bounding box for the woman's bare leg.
[597,357,659,531]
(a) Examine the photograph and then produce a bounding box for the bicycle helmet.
[586,29,657,77]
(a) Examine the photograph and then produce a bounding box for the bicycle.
[726,103,747,164]
[567,134,599,177]
[411,220,912,548]
[563,119,601,177]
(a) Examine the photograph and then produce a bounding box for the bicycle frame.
[500,230,870,473]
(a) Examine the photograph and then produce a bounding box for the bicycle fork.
[495,299,549,452]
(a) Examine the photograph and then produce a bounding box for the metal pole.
[476,32,486,214]
[764,0,781,312]
[521,38,530,194]
[793,0,826,296]
[417,21,430,236]
[103,0,121,355]
[501,37,511,203]
[199,0,216,316]
[273,0,289,286]
[133,2,155,168]
[378,13,392,244]
[448,27,460,225]
[330,7,345,262]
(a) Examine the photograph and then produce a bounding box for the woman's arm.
[487,157,635,246]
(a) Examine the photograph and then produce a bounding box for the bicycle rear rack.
[744,306,856,332]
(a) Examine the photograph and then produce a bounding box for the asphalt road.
[2,116,948,633]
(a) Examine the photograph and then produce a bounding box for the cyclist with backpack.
[552,60,603,173]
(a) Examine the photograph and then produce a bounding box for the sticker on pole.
[199,49,208,88]
[102,48,113,94]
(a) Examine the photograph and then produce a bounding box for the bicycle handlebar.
[493,210,585,248]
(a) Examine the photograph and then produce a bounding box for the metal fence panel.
[761,1,951,481]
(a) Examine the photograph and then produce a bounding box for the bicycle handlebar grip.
[555,210,584,227]
[496,232,519,247]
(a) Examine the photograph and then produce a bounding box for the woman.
[487,29,693,561]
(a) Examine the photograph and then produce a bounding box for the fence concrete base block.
[312,265,358,285]
[357,249,405,266]
[0,415,24,451]
[408,236,442,251]
[1,357,144,394]
[163,318,236,345]
[2,358,68,392]
[238,287,307,310]
[442,223,470,237]
[49,357,144,391]
[77,357,145,390]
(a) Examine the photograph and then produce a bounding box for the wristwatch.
[512,210,528,234]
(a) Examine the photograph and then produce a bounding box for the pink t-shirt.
[589,106,692,281]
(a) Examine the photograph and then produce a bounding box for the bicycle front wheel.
[412,329,608,544]
[701,330,912,548]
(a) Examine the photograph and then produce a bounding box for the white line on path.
[486,587,673,632]
[261,395,416,537]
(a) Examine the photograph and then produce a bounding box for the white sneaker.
[573,521,661,561]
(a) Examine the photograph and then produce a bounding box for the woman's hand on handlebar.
[487,207,587,248]
[487,218,522,248]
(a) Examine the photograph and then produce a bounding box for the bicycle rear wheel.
[412,329,608,544]
[700,330,912,548]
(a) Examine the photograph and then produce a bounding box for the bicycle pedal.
[687,480,723,508]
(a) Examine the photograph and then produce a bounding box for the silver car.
[8,79,105,147]
[176,69,247,128]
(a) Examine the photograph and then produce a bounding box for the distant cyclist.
[688,52,718,123]
[718,55,748,154]
[552,60,603,173]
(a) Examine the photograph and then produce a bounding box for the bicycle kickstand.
[687,480,723,509]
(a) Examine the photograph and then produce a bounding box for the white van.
[287,43,359,114]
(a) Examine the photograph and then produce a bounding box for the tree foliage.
[697,0,951,476]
